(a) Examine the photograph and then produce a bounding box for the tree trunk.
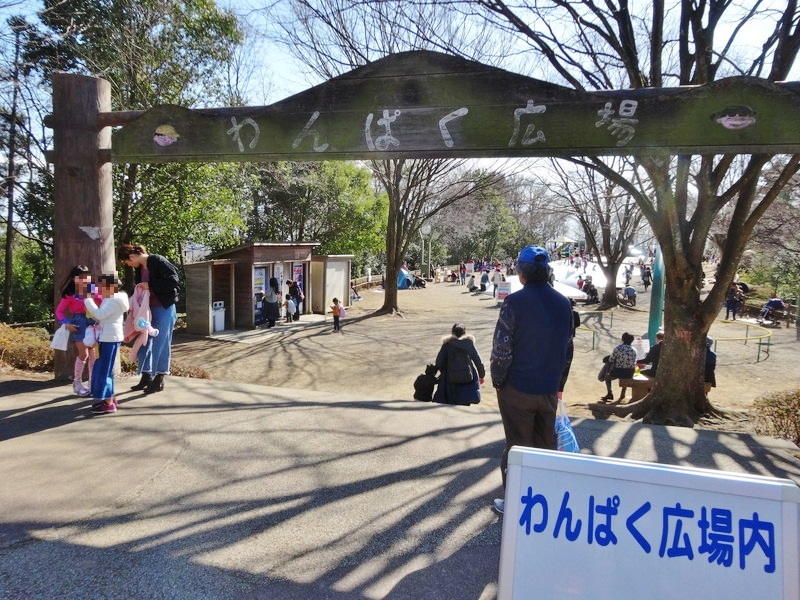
[600,278,618,309]
[51,74,115,379]
[598,261,621,310]
[637,256,714,425]
[380,186,401,314]
[643,324,707,426]
[2,25,22,322]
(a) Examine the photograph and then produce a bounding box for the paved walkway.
[1,376,799,599]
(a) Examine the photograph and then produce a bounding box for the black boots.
[143,373,165,394]
[133,372,164,394]
[131,372,153,391]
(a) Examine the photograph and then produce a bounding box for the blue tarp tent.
[398,268,415,289]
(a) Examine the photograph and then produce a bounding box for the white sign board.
[498,447,800,600]
[497,281,512,302]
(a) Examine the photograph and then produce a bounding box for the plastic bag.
[83,324,98,346]
[50,324,70,351]
[555,398,580,453]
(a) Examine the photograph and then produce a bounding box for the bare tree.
[430,0,800,425]
[265,0,506,313]
[501,173,565,254]
[372,158,503,311]
[544,158,648,308]
[1,17,25,321]
[738,161,800,256]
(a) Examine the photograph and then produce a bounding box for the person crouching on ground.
[490,245,573,515]
[433,323,485,405]
[85,273,129,414]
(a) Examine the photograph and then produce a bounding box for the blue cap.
[706,337,714,348]
[517,245,549,265]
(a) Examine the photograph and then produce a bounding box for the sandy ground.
[3,275,794,435]
[164,277,798,435]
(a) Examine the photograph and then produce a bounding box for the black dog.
[413,364,439,402]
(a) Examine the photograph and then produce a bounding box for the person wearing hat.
[490,245,573,515]
[491,266,504,297]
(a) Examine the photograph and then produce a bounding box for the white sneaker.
[492,498,505,515]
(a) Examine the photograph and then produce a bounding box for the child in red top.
[55,265,101,397]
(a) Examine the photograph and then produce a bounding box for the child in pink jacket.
[55,265,101,397]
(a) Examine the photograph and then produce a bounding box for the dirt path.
[170,278,799,435]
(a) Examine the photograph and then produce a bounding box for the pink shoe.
[91,400,117,414]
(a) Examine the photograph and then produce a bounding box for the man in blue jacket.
[490,245,573,514]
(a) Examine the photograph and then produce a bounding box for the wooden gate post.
[51,73,115,380]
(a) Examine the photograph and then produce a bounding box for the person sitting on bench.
[759,294,785,322]
[638,331,664,377]
[601,332,636,402]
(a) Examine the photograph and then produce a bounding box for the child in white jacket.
[84,273,129,414]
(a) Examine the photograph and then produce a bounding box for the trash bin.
[212,301,225,332]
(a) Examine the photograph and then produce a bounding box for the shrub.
[753,388,800,446]
[0,323,53,371]
[1,324,208,379]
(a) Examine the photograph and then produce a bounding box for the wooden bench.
[618,376,654,402]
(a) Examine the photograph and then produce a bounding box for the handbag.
[50,324,70,351]
[555,398,580,453]
[597,362,609,381]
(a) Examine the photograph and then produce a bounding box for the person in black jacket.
[639,331,664,377]
[558,299,582,398]
[433,323,485,406]
[704,337,717,397]
[287,279,303,321]
[119,243,180,394]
